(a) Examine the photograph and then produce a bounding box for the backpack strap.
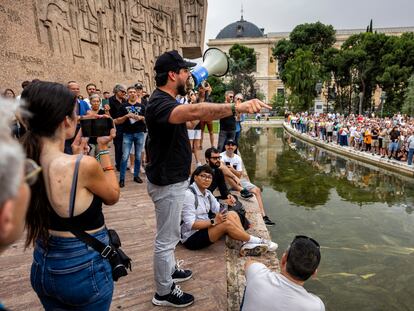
[189,185,213,212]
[188,185,198,209]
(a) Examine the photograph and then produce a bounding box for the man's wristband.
[231,103,236,116]
[210,218,216,226]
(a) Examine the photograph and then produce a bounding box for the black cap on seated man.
[242,236,324,311]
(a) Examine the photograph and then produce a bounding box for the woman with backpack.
[180,165,278,256]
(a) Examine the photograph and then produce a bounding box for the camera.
[108,248,131,282]
[80,118,113,137]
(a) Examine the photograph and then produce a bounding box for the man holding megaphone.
[145,49,271,308]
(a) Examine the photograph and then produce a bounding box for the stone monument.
[0,0,207,94]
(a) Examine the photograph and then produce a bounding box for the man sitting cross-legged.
[219,140,276,226]
[180,165,278,255]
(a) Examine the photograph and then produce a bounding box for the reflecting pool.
[239,127,414,311]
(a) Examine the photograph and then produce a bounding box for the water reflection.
[239,127,414,311]
[240,127,414,211]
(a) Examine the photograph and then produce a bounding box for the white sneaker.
[240,240,269,256]
[264,239,279,252]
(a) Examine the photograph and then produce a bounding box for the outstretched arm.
[168,99,271,124]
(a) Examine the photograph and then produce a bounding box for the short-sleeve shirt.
[241,263,325,311]
[220,152,243,172]
[145,88,192,185]
[180,183,220,243]
[119,102,146,133]
[220,114,236,131]
[108,95,127,132]
[77,99,90,117]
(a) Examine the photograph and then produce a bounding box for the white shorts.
[240,179,256,190]
[188,129,201,140]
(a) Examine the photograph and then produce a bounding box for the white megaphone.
[191,48,229,87]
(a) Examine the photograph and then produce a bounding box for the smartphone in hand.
[80,118,113,137]
[219,203,228,214]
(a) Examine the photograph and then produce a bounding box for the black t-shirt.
[145,89,192,186]
[119,102,146,133]
[208,166,229,199]
[390,130,400,142]
[220,110,236,131]
[371,128,379,139]
[108,95,126,132]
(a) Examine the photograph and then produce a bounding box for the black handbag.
[67,155,132,282]
[227,197,251,230]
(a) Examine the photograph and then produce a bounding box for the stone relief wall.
[0,0,207,94]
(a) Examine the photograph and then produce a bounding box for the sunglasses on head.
[24,159,42,186]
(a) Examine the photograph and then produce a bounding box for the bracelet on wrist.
[95,150,110,162]
[103,165,114,172]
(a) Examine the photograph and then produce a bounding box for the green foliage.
[284,49,320,111]
[272,21,336,78]
[228,43,257,73]
[270,93,286,115]
[402,75,414,116]
[227,44,259,99]
[206,76,226,103]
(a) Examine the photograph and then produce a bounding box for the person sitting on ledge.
[180,165,278,256]
[220,139,276,226]
[241,235,325,311]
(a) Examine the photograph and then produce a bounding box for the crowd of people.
[0,50,323,311]
[288,112,414,166]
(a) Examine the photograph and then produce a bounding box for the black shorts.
[327,131,333,137]
[183,229,213,250]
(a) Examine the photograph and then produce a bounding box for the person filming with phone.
[20,81,120,310]
[181,165,278,255]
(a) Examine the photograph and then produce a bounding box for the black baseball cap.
[134,83,143,89]
[225,139,237,146]
[154,50,197,74]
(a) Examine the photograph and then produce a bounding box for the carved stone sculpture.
[0,0,207,94]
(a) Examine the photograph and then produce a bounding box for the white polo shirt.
[241,263,325,311]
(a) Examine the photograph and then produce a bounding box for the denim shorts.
[31,228,114,311]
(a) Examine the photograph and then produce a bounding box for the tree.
[227,44,258,99]
[283,49,319,111]
[270,92,286,115]
[272,22,336,79]
[402,75,414,116]
[206,76,226,103]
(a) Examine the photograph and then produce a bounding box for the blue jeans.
[31,228,114,310]
[120,132,145,181]
[408,148,414,165]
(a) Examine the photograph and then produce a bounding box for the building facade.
[207,18,414,104]
[0,0,207,94]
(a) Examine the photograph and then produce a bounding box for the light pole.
[358,91,364,115]
[380,91,387,118]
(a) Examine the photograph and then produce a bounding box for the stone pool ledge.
[284,122,414,178]
[226,167,280,310]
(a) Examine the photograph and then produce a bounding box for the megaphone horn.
[191,48,229,87]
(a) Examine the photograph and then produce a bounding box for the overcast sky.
[205,0,414,45]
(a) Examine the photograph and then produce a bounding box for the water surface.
[239,127,414,311]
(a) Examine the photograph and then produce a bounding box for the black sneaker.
[133,176,143,184]
[263,216,275,226]
[152,283,194,308]
[240,188,253,199]
[119,180,125,188]
[172,261,192,283]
